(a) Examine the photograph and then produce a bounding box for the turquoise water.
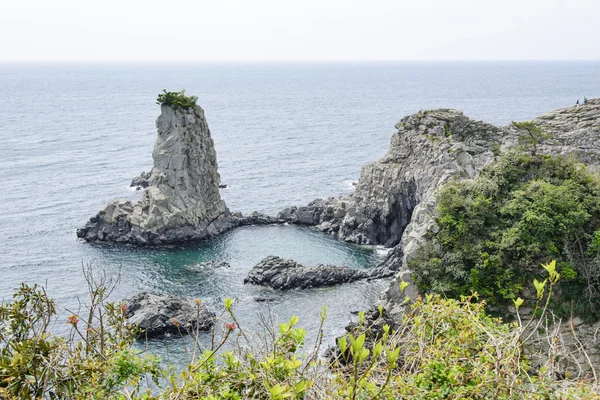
[99,224,387,359]
[1,61,599,359]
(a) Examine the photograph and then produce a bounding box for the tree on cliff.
[512,121,553,156]
[156,89,198,110]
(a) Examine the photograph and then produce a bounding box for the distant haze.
[1,0,599,61]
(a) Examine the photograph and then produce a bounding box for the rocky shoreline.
[276,100,600,321]
[79,98,600,370]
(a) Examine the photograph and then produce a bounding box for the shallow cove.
[92,224,387,363]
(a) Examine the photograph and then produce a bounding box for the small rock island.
[77,91,234,245]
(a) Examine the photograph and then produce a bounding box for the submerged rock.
[244,255,397,290]
[77,103,234,245]
[197,260,230,269]
[125,292,214,338]
[184,260,231,272]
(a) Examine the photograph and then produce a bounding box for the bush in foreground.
[1,263,598,399]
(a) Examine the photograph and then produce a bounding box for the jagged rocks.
[125,292,215,338]
[235,211,279,226]
[244,255,397,290]
[279,109,504,247]
[77,104,233,245]
[130,171,151,190]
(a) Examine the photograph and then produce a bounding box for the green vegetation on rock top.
[156,90,198,110]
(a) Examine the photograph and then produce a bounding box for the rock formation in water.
[77,104,234,245]
[244,255,397,290]
[125,292,214,338]
[130,171,151,190]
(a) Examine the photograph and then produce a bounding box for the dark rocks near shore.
[244,255,397,290]
[130,171,151,190]
[125,292,214,338]
[234,211,279,226]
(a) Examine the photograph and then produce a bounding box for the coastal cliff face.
[77,104,233,245]
[339,109,505,247]
[278,100,600,324]
[279,109,506,249]
[381,100,600,321]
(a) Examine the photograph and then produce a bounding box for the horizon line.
[2,58,600,64]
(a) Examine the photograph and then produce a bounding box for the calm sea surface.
[1,61,599,359]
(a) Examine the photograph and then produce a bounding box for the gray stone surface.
[523,315,600,379]
[77,104,233,245]
[125,292,214,338]
[244,255,398,290]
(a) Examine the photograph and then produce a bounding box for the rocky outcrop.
[533,99,600,168]
[234,211,279,226]
[278,100,600,328]
[244,255,397,290]
[130,171,151,190]
[278,109,505,247]
[77,104,234,245]
[125,292,214,338]
[378,100,600,320]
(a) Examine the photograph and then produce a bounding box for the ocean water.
[1,61,599,359]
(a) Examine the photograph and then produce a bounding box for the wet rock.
[185,261,231,272]
[125,292,214,338]
[244,255,397,290]
[130,171,151,190]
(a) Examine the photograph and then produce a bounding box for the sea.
[1,61,599,363]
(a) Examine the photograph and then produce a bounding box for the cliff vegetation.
[156,90,198,110]
[412,151,600,321]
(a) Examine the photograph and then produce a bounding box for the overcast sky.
[1,0,599,61]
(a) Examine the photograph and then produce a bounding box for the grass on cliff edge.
[1,263,598,399]
[156,90,198,111]
[411,151,600,321]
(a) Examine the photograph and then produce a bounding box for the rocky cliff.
[278,109,507,253]
[278,100,600,322]
[77,104,233,245]
[380,100,600,320]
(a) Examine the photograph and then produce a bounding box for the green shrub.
[0,274,161,399]
[156,90,198,110]
[512,121,553,155]
[2,264,599,399]
[411,151,600,320]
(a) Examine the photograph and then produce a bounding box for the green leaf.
[224,297,234,311]
[399,279,410,293]
[338,336,347,354]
